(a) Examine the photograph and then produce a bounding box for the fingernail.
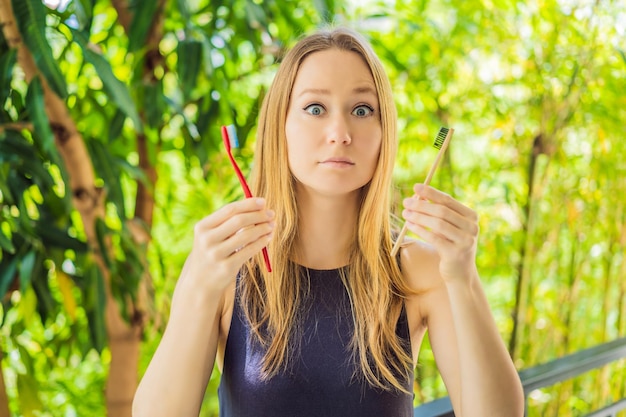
[266,210,275,218]
[268,221,276,228]
[256,198,266,206]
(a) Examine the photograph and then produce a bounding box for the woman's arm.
[132,273,226,416]
[401,184,524,417]
[132,198,275,416]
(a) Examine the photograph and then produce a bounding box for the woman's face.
[285,48,382,198]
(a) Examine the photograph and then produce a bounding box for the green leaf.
[72,30,143,132]
[244,2,267,30]
[176,0,191,26]
[0,48,17,102]
[20,157,55,193]
[85,139,125,218]
[177,39,203,99]
[18,250,36,293]
[143,80,165,129]
[0,130,35,159]
[72,0,94,31]
[0,255,19,299]
[25,77,54,154]
[11,0,67,98]
[85,263,107,352]
[114,157,149,185]
[117,227,143,298]
[34,222,88,252]
[128,1,158,52]
[94,218,112,270]
[108,109,125,142]
[0,228,15,254]
[31,263,55,323]
[17,371,44,417]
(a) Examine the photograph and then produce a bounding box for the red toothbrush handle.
[261,248,272,272]
[221,126,272,272]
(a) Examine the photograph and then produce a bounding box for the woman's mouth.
[320,157,355,167]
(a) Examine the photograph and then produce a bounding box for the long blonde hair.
[242,27,414,392]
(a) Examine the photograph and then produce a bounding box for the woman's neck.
[293,189,360,270]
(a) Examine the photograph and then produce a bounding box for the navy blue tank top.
[218,267,414,416]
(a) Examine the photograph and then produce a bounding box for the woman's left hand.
[402,183,480,283]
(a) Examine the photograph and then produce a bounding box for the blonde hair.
[242,27,414,392]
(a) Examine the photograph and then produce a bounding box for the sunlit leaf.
[56,271,77,320]
[11,0,67,98]
[0,225,15,254]
[25,77,54,154]
[72,30,143,132]
[16,372,43,417]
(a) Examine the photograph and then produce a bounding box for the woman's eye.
[304,104,325,116]
[352,105,374,117]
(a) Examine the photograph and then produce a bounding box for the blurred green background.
[0,0,624,416]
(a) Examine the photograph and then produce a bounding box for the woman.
[133,27,524,417]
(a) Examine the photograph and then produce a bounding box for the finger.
[208,209,275,246]
[404,198,478,235]
[403,209,458,242]
[408,222,452,249]
[222,220,275,257]
[413,184,477,220]
[196,198,268,231]
[228,228,274,265]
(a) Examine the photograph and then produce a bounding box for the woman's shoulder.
[398,238,444,294]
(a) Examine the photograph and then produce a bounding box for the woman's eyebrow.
[352,85,377,95]
[297,88,331,97]
[296,85,377,97]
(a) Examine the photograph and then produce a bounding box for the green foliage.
[1,0,342,415]
[11,0,67,98]
[72,29,143,132]
[353,0,625,414]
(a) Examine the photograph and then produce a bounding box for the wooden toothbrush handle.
[391,128,454,257]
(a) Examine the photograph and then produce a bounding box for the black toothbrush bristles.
[390,125,454,257]
[433,127,449,150]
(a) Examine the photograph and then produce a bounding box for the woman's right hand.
[180,197,275,296]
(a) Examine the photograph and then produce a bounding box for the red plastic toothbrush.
[221,124,272,272]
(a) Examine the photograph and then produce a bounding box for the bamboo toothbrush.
[391,127,455,257]
[221,124,272,272]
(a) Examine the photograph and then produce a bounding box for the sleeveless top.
[218,267,414,416]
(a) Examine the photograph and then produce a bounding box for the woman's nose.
[326,114,352,145]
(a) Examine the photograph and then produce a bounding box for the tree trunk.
[508,134,544,359]
[0,1,141,415]
[107,1,167,415]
